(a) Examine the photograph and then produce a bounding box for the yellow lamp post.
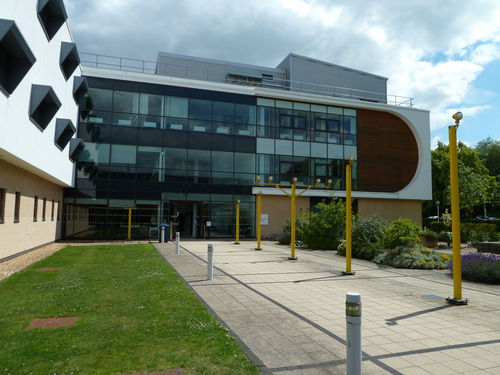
[234,200,240,245]
[446,111,468,305]
[342,157,355,276]
[256,191,262,250]
[256,176,332,260]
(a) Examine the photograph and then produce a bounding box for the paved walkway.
[155,240,500,375]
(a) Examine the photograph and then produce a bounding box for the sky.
[65,0,500,149]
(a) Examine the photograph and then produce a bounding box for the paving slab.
[155,240,500,375]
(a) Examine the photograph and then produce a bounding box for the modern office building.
[0,0,431,248]
[0,0,85,260]
[64,51,431,240]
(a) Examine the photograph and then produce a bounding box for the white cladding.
[0,0,80,186]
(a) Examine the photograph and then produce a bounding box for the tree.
[476,137,500,178]
[427,142,497,217]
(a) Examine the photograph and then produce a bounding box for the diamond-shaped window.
[37,0,68,41]
[73,76,88,104]
[0,19,36,96]
[54,118,76,150]
[69,138,84,162]
[60,42,79,80]
[29,84,61,131]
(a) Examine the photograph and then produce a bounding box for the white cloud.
[65,0,500,135]
[431,136,441,150]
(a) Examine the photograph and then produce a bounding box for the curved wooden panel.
[357,109,418,192]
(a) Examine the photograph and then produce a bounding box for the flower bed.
[450,253,500,284]
[373,245,450,269]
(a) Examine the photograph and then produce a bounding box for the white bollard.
[207,244,214,280]
[176,232,180,255]
[346,292,362,375]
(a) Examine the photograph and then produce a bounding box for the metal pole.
[207,244,214,280]
[256,192,262,250]
[235,200,240,244]
[446,123,467,305]
[346,292,362,375]
[127,207,133,240]
[289,182,297,260]
[342,158,355,275]
[176,232,180,255]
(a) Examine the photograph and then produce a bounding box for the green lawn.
[0,244,260,375]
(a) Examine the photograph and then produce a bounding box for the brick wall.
[260,195,310,238]
[0,159,64,259]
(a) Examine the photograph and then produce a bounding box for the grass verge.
[0,244,260,375]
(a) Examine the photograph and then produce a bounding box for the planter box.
[420,235,438,248]
[476,242,500,254]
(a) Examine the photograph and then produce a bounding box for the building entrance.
[168,201,204,239]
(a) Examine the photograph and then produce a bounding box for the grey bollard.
[176,232,180,255]
[159,226,165,243]
[207,244,214,280]
[346,292,362,375]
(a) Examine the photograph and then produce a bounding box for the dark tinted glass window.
[257,106,275,126]
[139,93,163,116]
[343,116,356,134]
[188,149,210,170]
[110,144,136,164]
[212,151,234,172]
[165,97,188,118]
[213,102,234,122]
[164,148,187,170]
[327,115,340,132]
[189,99,212,120]
[235,104,256,124]
[89,88,112,111]
[14,192,20,223]
[137,146,162,168]
[234,153,255,173]
[0,188,5,224]
[113,91,139,113]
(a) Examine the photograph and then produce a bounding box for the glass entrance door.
[169,201,203,238]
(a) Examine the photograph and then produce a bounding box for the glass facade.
[66,77,357,239]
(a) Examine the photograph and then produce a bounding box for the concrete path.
[155,240,500,375]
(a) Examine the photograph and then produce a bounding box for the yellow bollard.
[289,179,297,260]
[342,157,355,275]
[235,200,240,245]
[446,113,467,305]
[256,192,262,250]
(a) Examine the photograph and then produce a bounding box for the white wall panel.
[0,0,81,186]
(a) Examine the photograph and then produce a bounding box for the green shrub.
[337,216,387,260]
[374,245,450,269]
[282,215,306,244]
[439,230,452,247]
[421,230,438,240]
[460,223,498,243]
[428,221,447,233]
[277,233,291,245]
[301,199,345,250]
[381,218,422,249]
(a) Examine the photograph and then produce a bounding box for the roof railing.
[80,52,413,108]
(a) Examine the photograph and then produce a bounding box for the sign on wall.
[260,214,268,225]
